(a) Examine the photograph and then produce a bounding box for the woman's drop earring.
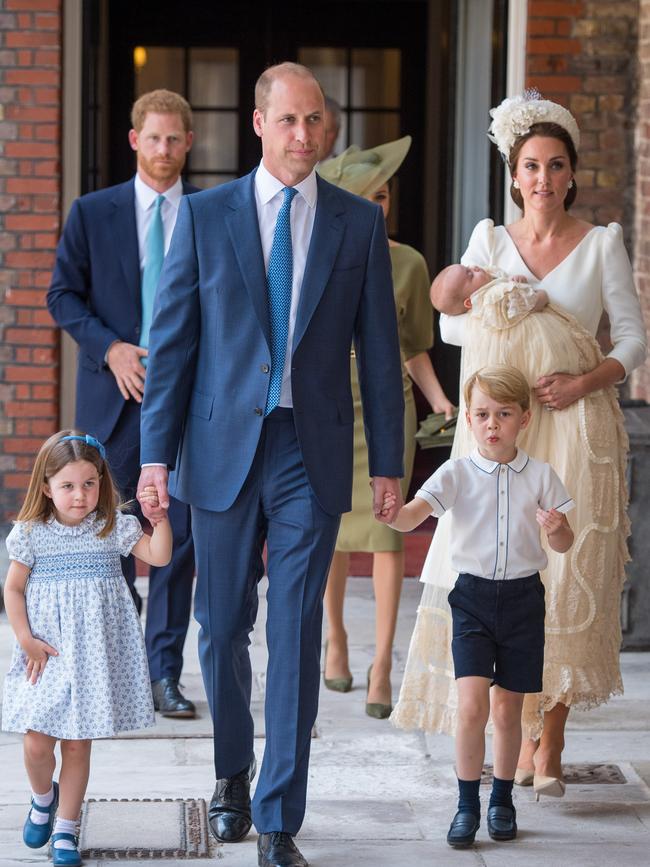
[568,179,574,189]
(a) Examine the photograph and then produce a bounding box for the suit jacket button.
[134,326,141,336]
[261,363,270,373]
[254,407,263,415]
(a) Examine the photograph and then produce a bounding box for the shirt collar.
[255,159,318,209]
[134,173,184,211]
[470,447,530,475]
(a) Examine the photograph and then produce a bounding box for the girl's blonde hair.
[464,364,531,412]
[17,429,119,537]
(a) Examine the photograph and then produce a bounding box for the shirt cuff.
[141,462,167,468]
[553,497,575,514]
[414,489,445,517]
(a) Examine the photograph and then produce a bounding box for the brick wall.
[0,0,62,528]
[526,0,639,242]
[633,0,650,399]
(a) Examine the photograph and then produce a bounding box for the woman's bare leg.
[368,550,404,705]
[534,703,569,779]
[323,551,352,681]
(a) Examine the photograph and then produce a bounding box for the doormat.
[481,763,627,785]
[79,798,211,859]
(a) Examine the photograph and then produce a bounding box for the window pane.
[349,112,400,149]
[187,173,236,189]
[298,47,347,105]
[134,47,184,96]
[189,48,238,106]
[351,49,401,107]
[190,111,237,171]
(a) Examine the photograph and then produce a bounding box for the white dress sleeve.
[6,522,35,568]
[114,512,144,557]
[600,223,647,375]
[440,219,495,346]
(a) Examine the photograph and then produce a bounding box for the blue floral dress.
[2,511,155,739]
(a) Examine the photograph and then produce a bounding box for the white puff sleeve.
[114,512,144,557]
[6,522,35,568]
[440,219,495,346]
[600,223,647,376]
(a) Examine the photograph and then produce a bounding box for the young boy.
[384,364,574,848]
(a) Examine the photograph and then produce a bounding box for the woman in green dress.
[318,138,455,717]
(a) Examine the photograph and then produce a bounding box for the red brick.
[528,19,556,35]
[34,13,59,29]
[4,365,56,382]
[529,1,585,15]
[33,195,59,212]
[32,384,56,400]
[527,75,582,93]
[5,286,48,304]
[4,30,59,48]
[3,437,45,454]
[5,68,59,87]
[19,160,34,175]
[5,0,59,10]
[18,123,34,139]
[31,308,55,325]
[16,348,31,362]
[5,251,54,269]
[34,87,59,105]
[32,347,57,364]
[5,473,32,489]
[5,105,58,122]
[16,50,34,66]
[6,177,58,194]
[34,160,59,176]
[5,142,57,158]
[5,214,57,232]
[16,12,32,26]
[528,37,582,54]
[15,420,31,435]
[556,19,572,36]
[30,419,57,435]
[15,384,31,400]
[16,455,36,470]
[16,310,33,325]
[5,327,56,345]
[5,401,57,418]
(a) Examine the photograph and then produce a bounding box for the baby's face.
[446,265,491,300]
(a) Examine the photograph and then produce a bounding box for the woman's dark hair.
[508,121,578,211]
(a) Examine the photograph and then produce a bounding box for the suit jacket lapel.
[110,178,141,311]
[225,171,271,348]
[292,177,345,351]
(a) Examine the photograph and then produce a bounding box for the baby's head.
[430,264,492,314]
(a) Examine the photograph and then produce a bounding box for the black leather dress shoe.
[151,678,196,718]
[258,832,308,867]
[487,804,517,841]
[208,758,256,843]
[446,810,480,848]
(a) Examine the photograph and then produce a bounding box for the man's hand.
[371,476,403,524]
[107,340,148,402]
[137,466,169,524]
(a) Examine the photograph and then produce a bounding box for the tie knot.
[154,193,165,211]
[282,186,298,205]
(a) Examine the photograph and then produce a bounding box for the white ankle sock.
[29,785,54,824]
[52,817,78,850]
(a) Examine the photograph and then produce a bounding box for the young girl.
[2,430,172,866]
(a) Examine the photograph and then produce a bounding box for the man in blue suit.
[138,64,404,867]
[47,90,198,719]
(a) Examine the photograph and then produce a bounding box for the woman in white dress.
[391,92,647,798]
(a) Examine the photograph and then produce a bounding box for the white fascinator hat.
[487,89,580,160]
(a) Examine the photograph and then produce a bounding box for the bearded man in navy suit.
[138,64,404,867]
[48,90,198,719]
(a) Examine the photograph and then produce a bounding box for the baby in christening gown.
[391,264,629,738]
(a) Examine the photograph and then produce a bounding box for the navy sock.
[489,776,514,810]
[457,778,481,817]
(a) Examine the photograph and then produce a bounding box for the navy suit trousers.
[105,400,195,681]
[191,408,340,834]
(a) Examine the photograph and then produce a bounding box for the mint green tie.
[140,194,165,357]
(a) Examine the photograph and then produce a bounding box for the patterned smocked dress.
[2,511,155,739]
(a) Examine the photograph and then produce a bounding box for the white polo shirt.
[416,449,574,580]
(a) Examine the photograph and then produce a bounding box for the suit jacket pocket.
[188,390,214,420]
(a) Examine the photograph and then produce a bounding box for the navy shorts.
[448,572,545,694]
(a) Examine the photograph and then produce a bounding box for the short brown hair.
[463,365,530,412]
[17,430,120,537]
[131,89,193,132]
[508,122,578,211]
[254,62,324,116]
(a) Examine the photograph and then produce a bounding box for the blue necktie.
[140,194,165,357]
[265,186,298,416]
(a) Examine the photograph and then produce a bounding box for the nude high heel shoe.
[533,774,566,801]
[514,768,534,787]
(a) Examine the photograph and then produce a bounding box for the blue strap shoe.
[51,832,81,866]
[23,781,59,849]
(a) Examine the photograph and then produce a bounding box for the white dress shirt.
[254,160,318,407]
[134,173,184,268]
[415,448,574,580]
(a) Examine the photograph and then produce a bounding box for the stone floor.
[1,572,649,866]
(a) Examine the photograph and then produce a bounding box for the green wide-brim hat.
[317,135,412,198]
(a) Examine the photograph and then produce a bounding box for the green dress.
[336,243,433,553]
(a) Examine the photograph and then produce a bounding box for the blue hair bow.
[60,434,106,460]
